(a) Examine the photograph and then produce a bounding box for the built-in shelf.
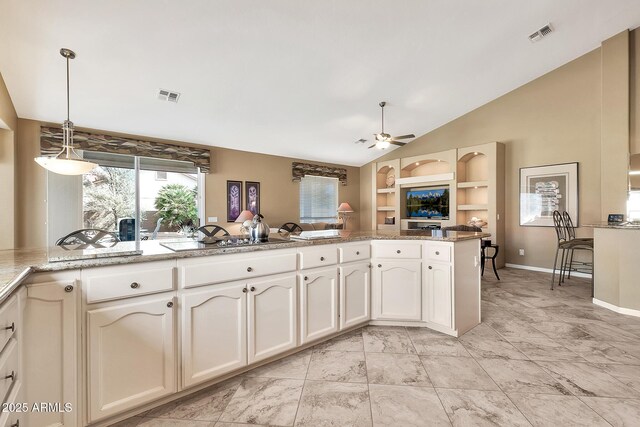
[377,206,396,211]
[458,204,488,211]
[403,218,446,223]
[457,181,489,189]
[395,173,455,187]
[376,224,397,230]
[376,188,396,194]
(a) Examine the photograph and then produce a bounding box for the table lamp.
[337,202,354,230]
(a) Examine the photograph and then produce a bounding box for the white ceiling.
[1,1,640,166]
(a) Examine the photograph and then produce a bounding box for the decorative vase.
[386,174,395,188]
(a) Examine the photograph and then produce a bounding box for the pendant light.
[34,48,98,175]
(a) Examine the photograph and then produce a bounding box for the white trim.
[505,263,591,279]
[394,173,455,186]
[197,169,206,227]
[593,298,640,318]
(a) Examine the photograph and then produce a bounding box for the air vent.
[158,89,180,103]
[355,138,367,144]
[529,23,553,43]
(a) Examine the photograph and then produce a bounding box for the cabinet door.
[299,267,338,344]
[247,274,297,364]
[339,262,370,329]
[24,281,77,427]
[425,263,452,328]
[372,260,422,320]
[182,283,247,389]
[87,296,176,422]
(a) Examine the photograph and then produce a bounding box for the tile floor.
[114,268,640,426]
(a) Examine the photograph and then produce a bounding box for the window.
[299,175,338,223]
[47,151,204,244]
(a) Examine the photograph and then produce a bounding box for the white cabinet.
[339,262,370,329]
[181,283,247,389]
[299,267,338,344]
[424,263,452,328]
[87,295,176,422]
[372,260,422,321]
[247,274,297,364]
[24,280,78,427]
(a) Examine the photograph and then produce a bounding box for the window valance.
[40,126,212,173]
[292,162,347,186]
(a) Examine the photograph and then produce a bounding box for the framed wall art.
[519,162,578,227]
[245,181,260,216]
[227,180,242,222]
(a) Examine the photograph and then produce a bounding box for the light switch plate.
[207,217,218,223]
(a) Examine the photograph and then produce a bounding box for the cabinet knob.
[356,251,360,255]
[130,282,140,289]
[320,256,325,261]
[428,266,433,270]
[4,371,14,382]
[4,322,14,332]
[250,286,256,292]
[242,287,248,293]
[435,251,440,255]
[167,301,174,308]
[304,276,309,281]
[396,250,401,254]
[378,264,382,268]
[64,284,74,292]
[247,267,253,272]
[9,420,18,427]
[369,264,372,268]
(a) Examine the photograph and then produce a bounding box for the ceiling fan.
[367,101,415,150]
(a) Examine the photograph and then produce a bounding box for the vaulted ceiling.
[1,0,639,166]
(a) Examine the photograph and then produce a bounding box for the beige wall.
[0,73,17,249]
[632,29,640,155]
[15,119,360,248]
[361,45,605,270]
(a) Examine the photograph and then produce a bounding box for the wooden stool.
[481,241,500,280]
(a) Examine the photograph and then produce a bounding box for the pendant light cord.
[66,55,70,121]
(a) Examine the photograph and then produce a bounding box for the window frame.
[299,175,339,224]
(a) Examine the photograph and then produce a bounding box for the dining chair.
[278,222,303,234]
[56,229,120,249]
[197,225,230,238]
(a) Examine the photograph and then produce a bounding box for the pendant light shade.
[34,48,98,175]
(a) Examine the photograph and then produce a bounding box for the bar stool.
[550,211,594,296]
[481,240,500,280]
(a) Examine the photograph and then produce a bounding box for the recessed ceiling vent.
[529,23,553,43]
[158,89,180,103]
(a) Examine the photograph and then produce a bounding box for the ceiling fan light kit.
[366,101,415,150]
[34,48,98,175]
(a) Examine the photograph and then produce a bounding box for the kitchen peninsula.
[0,230,486,426]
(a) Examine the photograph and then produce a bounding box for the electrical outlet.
[208,217,218,223]
[519,249,525,256]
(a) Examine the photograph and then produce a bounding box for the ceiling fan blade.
[391,141,407,146]
[392,134,415,140]
[368,144,377,149]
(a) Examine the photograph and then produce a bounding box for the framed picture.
[519,162,578,227]
[245,181,260,215]
[227,180,242,222]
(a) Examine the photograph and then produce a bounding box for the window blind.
[299,175,338,223]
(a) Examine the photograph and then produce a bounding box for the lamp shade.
[337,202,354,213]
[235,210,255,222]
[34,156,98,175]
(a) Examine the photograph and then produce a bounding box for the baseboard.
[505,263,591,279]
[592,298,640,318]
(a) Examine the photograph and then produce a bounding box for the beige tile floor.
[114,268,640,426]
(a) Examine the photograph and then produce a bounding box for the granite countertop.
[0,229,489,303]
[584,222,640,230]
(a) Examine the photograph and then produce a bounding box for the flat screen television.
[406,187,450,219]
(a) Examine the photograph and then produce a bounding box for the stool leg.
[481,248,485,277]
[551,246,560,290]
[491,246,500,280]
[567,249,574,279]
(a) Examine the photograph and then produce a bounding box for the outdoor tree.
[83,166,136,230]
[154,183,198,230]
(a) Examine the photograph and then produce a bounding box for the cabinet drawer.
[338,243,370,264]
[425,244,451,263]
[298,246,338,269]
[372,241,422,259]
[0,338,18,404]
[180,251,297,288]
[83,261,176,303]
[0,296,17,352]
